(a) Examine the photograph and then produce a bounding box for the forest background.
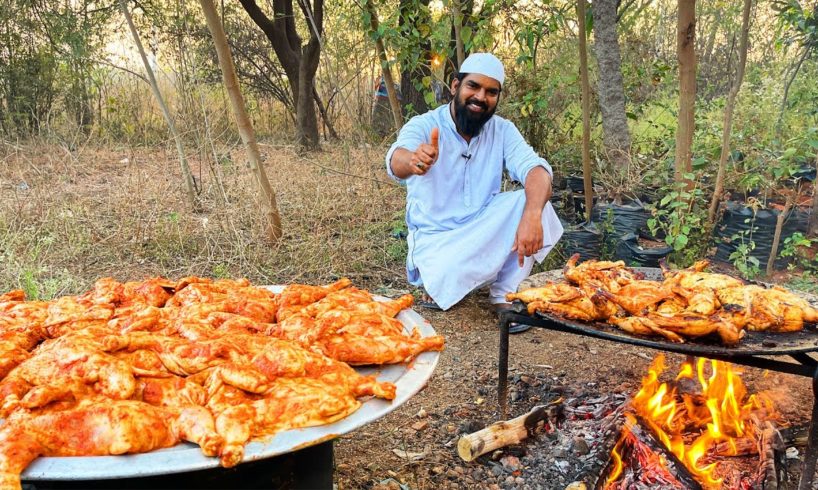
[1,0,818,299]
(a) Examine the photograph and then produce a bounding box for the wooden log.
[457,398,562,462]
[756,421,784,490]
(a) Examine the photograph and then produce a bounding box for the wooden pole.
[199,0,282,242]
[119,0,199,211]
[364,0,403,132]
[708,0,753,224]
[577,0,594,222]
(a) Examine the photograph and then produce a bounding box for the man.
[385,53,563,330]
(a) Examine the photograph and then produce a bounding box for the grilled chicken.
[511,256,815,346]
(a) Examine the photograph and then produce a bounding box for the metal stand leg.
[798,369,818,490]
[498,314,510,419]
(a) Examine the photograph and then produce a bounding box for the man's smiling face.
[451,73,501,138]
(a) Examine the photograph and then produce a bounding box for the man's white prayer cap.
[459,53,505,86]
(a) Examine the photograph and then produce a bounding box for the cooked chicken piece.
[506,282,584,304]
[608,316,685,343]
[645,313,744,345]
[748,286,818,332]
[524,285,617,322]
[660,259,745,291]
[596,281,676,316]
[0,400,218,490]
[655,296,688,315]
[274,278,352,321]
[670,286,720,315]
[563,253,643,292]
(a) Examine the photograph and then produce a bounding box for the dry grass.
[0,139,409,298]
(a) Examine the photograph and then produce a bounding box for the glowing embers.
[604,354,779,489]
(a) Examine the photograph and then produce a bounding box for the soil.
[335,282,818,490]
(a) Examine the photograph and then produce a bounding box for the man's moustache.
[465,99,488,110]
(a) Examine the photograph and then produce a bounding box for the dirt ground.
[335,286,818,490]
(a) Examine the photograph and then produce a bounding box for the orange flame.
[625,354,778,489]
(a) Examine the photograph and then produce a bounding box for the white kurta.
[386,104,563,310]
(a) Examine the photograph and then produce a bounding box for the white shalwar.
[386,104,564,310]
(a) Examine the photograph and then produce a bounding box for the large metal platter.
[20,286,440,481]
[517,268,818,357]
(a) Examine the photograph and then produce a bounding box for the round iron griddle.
[20,287,440,481]
[518,268,818,357]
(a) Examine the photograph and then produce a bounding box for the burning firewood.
[457,398,562,462]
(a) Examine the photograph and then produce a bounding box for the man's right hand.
[408,127,439,176]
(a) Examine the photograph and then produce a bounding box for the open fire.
[604,354,780,489]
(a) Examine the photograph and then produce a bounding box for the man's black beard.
[452,90,496,138]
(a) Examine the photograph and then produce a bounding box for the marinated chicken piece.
[133,375,223,457]
[314,310,443,364]
[274,278,352,321]
[0,290,26,303]
[82,277,174,308]
[44,295,114,328]
[301,288,414,318]
[0,401,215,490]
[596,281,676,316]
[0,333,139,405]
[207,378,362,467]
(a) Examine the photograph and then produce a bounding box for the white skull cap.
[459,53,505,86]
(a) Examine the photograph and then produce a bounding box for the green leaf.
[461,26,473,43]
[673,234,689,251]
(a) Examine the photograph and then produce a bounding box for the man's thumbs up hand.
[410,127,440,175]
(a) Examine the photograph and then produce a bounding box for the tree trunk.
[200,0,282,242]
[767,196,795,277]
[312,87,338,139]
[674,0,696,184]
[120,0,199,211]
[777,47,809,134]
[237,0,322,149]
[708,0,752,224]
[452,0,466,69]
[592,0,632,168]
[578,0,594,223]
[364,0,403,132]
[810,152,818,237]
[398,0,431,116]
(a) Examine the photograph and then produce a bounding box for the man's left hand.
[511,211,543,267]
